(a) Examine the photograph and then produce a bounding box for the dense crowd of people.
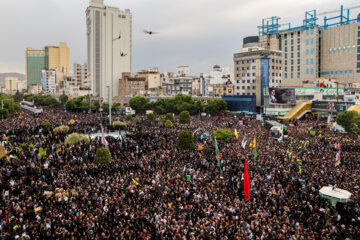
[0,108,359,239]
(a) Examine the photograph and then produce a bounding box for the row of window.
[236,86,256,90]
[235,93,256,96]
[235,60,256,64]
[357,27,360,73]
[236,79,256,84]
[236,66,256,70]
[305,68,314,74]
[321,70,353,75]
[284,72,301,79]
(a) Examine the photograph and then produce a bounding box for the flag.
[214,136,221,172]
[244,156,250,201]
[241,137,247,149]
[289,124,295,127]
[100,124,108,149]
[234,128,238,140]
[335,144,341,166]
[327,115,331,124]
[252,136,257,160]
[132,178,140,185]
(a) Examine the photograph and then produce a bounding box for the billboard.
[268,88,296,104]
[312,101,355,113]
[261,59,269,106]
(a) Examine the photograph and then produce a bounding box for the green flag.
[214,136,221,172]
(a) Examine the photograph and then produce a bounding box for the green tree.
[158,116,165,123]
[102,103,109,113]
[165,113,174,122]
[147,113,156,122]
[125,115,133,121]
[134,117,140,122]
[177,130,195,150]
[129,96,148,113]
[205,99,228,115]
[165,120,174,128]
[336,110,360,133]
[59,94,68,106]
[0,108,9,119]
[43,119,51,127]
[214,129,233,142]
[13,90,23,102]
[179,110,191,124]
[93,147,113,164]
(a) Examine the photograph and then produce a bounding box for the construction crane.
[318,4,360,16]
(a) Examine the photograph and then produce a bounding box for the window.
[297,59,300,64]
[357,62,360,68]
[237,86,240,89]
[297,66,300,71]
[297,52,300,57]
[285,47,288,52]
[357,54,360,61]
[306,59,309,65]
[237,80,240,83]
[311,48,314,54]
[253,80,256,83]
[306,39,309,45]
[253,86,256,89]
[311,38,314,44]
[242,73,245,77]
[291,73,294,78]
[285,53,287,59]
[291,66,294,72]
[236,74,240,77]
[306,29,309,35]
[242,86,245,89]
[311,29,314,35]
[242,67,245,70]
[291,46,294,51]
[247,86,250,89]
[247,73,250,76]
[285,60,287,65]
[272,79,274,83]
[310,58,314,64]
[285,40,287,45]
[306,68,309,74]
[285,73,287,78]
[285,67,288,72]
[291,53,293,58]
[252,73,256,76]
[242,80,245,83]
[306,49,309,55]
[247,67,250,70]
[310,68,314,74]
[247,80,250,83]
[297,72,300,78]
[358,47,360,53]
[236,61,240,64]
[297,45,300,51]
[297,38,300,44]
[253,60,256,63]
[291,39,294,44]
[252,66,256,70]
[291,60,294,65]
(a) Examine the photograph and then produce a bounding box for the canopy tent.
[319,186,352,203]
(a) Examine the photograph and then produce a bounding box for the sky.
[0,0,358,75]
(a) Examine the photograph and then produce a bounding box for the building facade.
[42,70,56,93]
[25,48,45,87]
[258,6,360,87]
[212,80,235,97]
[200,65,234,96]
[86,0,132,101]
[164,77,193,95]
[73,63,89,87]
[45,42,71,74]
[234,46,283,106]
[119,72,146,97]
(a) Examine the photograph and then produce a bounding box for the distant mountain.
[0,72,25,87]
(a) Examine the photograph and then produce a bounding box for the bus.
[20,101,43,117]
[264,120,288,142]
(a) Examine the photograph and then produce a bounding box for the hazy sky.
[0,0,357,75]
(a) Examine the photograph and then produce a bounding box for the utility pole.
[107,86,112,125]
[336,81,339,117]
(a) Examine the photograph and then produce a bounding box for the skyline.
[0,0,358,75]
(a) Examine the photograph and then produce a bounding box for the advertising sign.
[268,88,296,105]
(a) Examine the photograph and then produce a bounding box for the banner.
[268,88,296,105]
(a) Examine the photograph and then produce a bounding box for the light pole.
[335,81,339,117]
[107,86,111,125]
[110,34,121,125]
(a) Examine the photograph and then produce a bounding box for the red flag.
[244,156,250,201]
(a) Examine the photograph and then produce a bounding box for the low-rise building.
[42,70,56,93]
[212,80,235,97]
[164,76,193,95]
[119,73,146,97]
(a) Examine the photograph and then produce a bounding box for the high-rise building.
[42,70,56,93]
[25,42,70,90]
[45,42,71,74]
[5,77,21,94]
[258,6,360,86]
[86,0,132,101]
[73,63,89,87]
[234,37,282,106]
[25,48,45,87]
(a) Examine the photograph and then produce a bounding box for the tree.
[134,117,140,122]
[93,147,112,164]
[0,146,6,159]
[59,94,68,106]
[205,99,227,115]
[177,130,195,150]
[336,110,360,133]
[102,103,109,113]
[158,116,165,123]
[64,133,90,146]
[147,113,156,122]
[43,119,51,127]
[165,120,174,128]
[129,96,148,113]
[165,113,174,122]
[179,111,191,124]
[125,115,133,121]
[13,90,23,102]
[0,108,9,119]
[214,129,233,142]
[53,125,70,133]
